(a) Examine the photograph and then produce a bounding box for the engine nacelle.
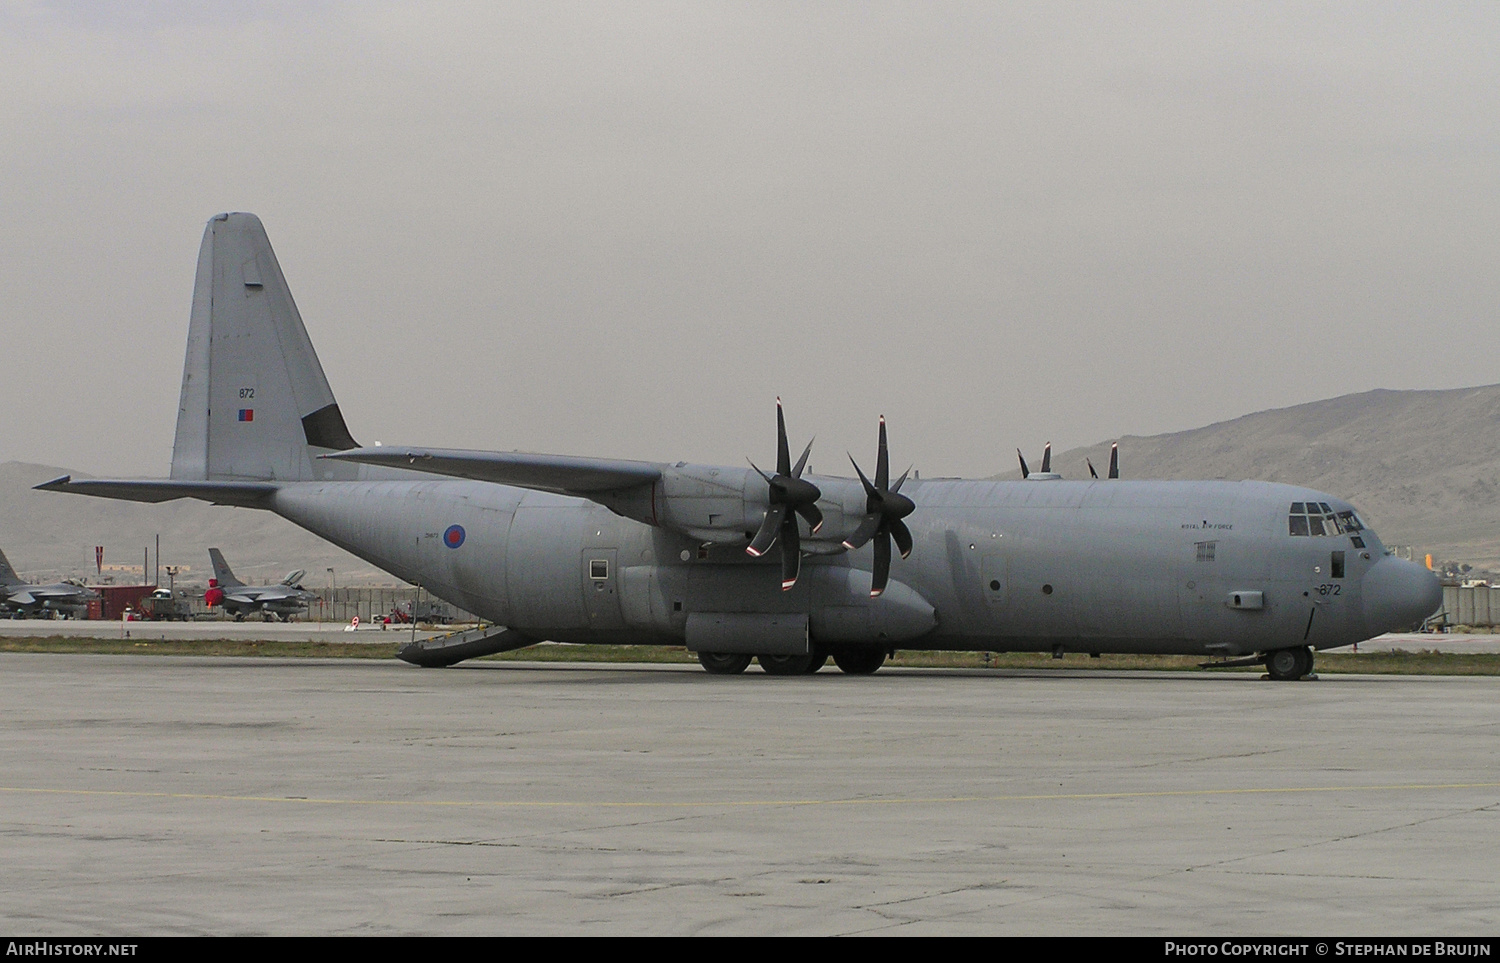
[595,464,874,550]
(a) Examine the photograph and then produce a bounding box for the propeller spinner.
[746,399,823,590]
[845,416,916,598]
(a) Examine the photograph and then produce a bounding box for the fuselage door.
[582,548,624,629]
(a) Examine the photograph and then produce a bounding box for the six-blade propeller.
[746,399,823,590]
[844,416,916,598]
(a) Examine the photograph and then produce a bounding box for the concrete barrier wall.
[1440,584,1500,627]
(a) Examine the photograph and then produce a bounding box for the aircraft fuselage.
[269,473,1425,656]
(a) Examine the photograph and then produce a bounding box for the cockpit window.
[1288,503,1366,537]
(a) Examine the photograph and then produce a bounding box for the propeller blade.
[849,455,877,498]
[842,514,880,550]
[876,416,889,490]
[1087,458,1099,479]
[891,466,911,494]
[780,516,801,589]
[746,504,787,557]
[1109,442,1119,479]
[795,501,824,533]
[1041,442,1052,474]
[871,532,891,597]
[1017,448,1030,479]
[792,438,814,478]
[890,519,913,559]
[776,398,791,477]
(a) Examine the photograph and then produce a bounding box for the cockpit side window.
[1288,503,1367,537]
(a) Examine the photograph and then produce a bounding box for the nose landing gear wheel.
[1265,645,1313,681]
[697,651,752,675]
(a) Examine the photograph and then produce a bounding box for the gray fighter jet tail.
[170,212,359,483]
[207,548,245,589]
[0,549,20,586]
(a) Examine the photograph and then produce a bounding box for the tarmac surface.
[1,653,1497,935]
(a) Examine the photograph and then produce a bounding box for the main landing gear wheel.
[803,651,829,674]
[1265,645,1314,681]
[832,648,887,675]
[758,653,816,675]
[697,651,752,675]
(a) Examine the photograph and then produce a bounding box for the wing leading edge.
[321,447,662,497]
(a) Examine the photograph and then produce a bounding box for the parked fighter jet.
[0,549,98,619]
[203,548,316,621]
[38,213,1442,678]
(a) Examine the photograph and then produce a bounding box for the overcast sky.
[2,1,1496,480]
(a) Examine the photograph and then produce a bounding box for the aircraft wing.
[322,447,662,496]
[34,477,276,508]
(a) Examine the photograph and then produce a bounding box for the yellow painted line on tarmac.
[3,782,1499,810]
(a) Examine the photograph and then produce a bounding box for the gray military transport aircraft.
[0,549,98,619]
[38,213,1441,679]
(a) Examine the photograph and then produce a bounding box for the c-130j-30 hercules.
[40,213,1441,680]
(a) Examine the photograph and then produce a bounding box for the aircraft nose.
[1362,556,1443,635]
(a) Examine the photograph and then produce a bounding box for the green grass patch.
[4,637,1498,675]
[0,636,405,659]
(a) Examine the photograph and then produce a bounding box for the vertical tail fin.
[171,213,359,482]
[207,548,244,588]
[0,549,20,586]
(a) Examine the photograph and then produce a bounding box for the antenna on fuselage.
[1086,443,1120,480]
[1019,442,1061,481]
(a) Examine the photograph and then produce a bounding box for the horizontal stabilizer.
[322,447,662,495]
[35,476,275,508]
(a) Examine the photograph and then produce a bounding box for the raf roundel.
[443,524,465,549]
